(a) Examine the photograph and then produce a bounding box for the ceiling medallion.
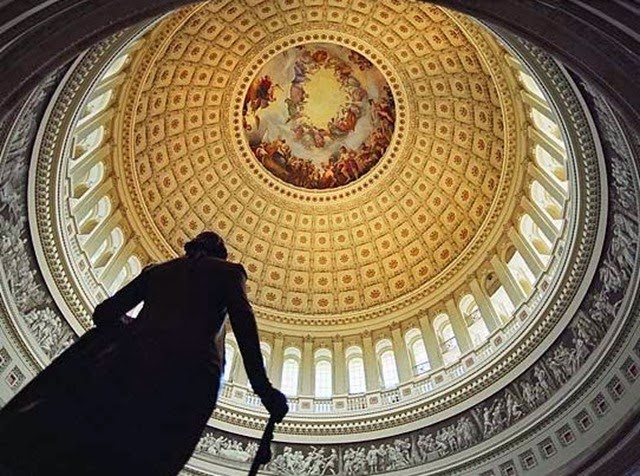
[231,32,407,202]
[242,43,395,190]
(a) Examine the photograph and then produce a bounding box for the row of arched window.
[221,313,481,397]
[221,221,565,396]
[67,40,147,300]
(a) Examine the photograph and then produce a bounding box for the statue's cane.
[248,415,277,476]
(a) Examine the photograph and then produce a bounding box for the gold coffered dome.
[116,0,525,322]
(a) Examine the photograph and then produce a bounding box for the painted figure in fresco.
[0,231,288,476]
[246,75,279,113]
[285,97,304,123]
[243,75,282,131]
[348,50,374,70]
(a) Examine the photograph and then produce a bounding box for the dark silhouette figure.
[0,231,288,475]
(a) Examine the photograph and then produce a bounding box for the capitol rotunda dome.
[0,1,638,476]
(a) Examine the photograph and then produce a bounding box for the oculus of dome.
[242,43,395,190]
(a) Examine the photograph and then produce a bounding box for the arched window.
[376,339,399,389]
[102,53,129,79]
[72,161,105,199]
[405,329,430,375]
[433,314,460,366]
[520,214,552,263]
[531,181,563,224]
[79,196,111,235]
[314,348,332,398]
[490,286,515,322]
[109,267,128,296]
[518,71,544,98]
[346,346,366,394]
[281,347,301,397]
[260,342,272,373]
[507,249,536,296]
[125,255,141,280]
[535,145,567,184]
[223,343,236,382]
[531,109,562,145]
[459,294,489,346]
[83,90,113,119]
[74,126,104,157]
[92,227,124,268]
[108,254,140,296]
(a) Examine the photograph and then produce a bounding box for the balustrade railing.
[380,388,401,405]
[287,397,300,413]
[446,361,466,379]
[346,394,367,411]
[314,399,333,413]
[245,392,261,408]
[413,378,434,395]
[476,341,496,362]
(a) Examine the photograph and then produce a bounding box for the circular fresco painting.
[243,43,396,190]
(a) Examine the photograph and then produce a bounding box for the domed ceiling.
[117,0,522,323]
[26,0,603,431]
[6,1,640,475]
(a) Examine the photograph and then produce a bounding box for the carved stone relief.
[0,67,76,367]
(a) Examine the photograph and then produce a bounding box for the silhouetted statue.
[0,231,288,475]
